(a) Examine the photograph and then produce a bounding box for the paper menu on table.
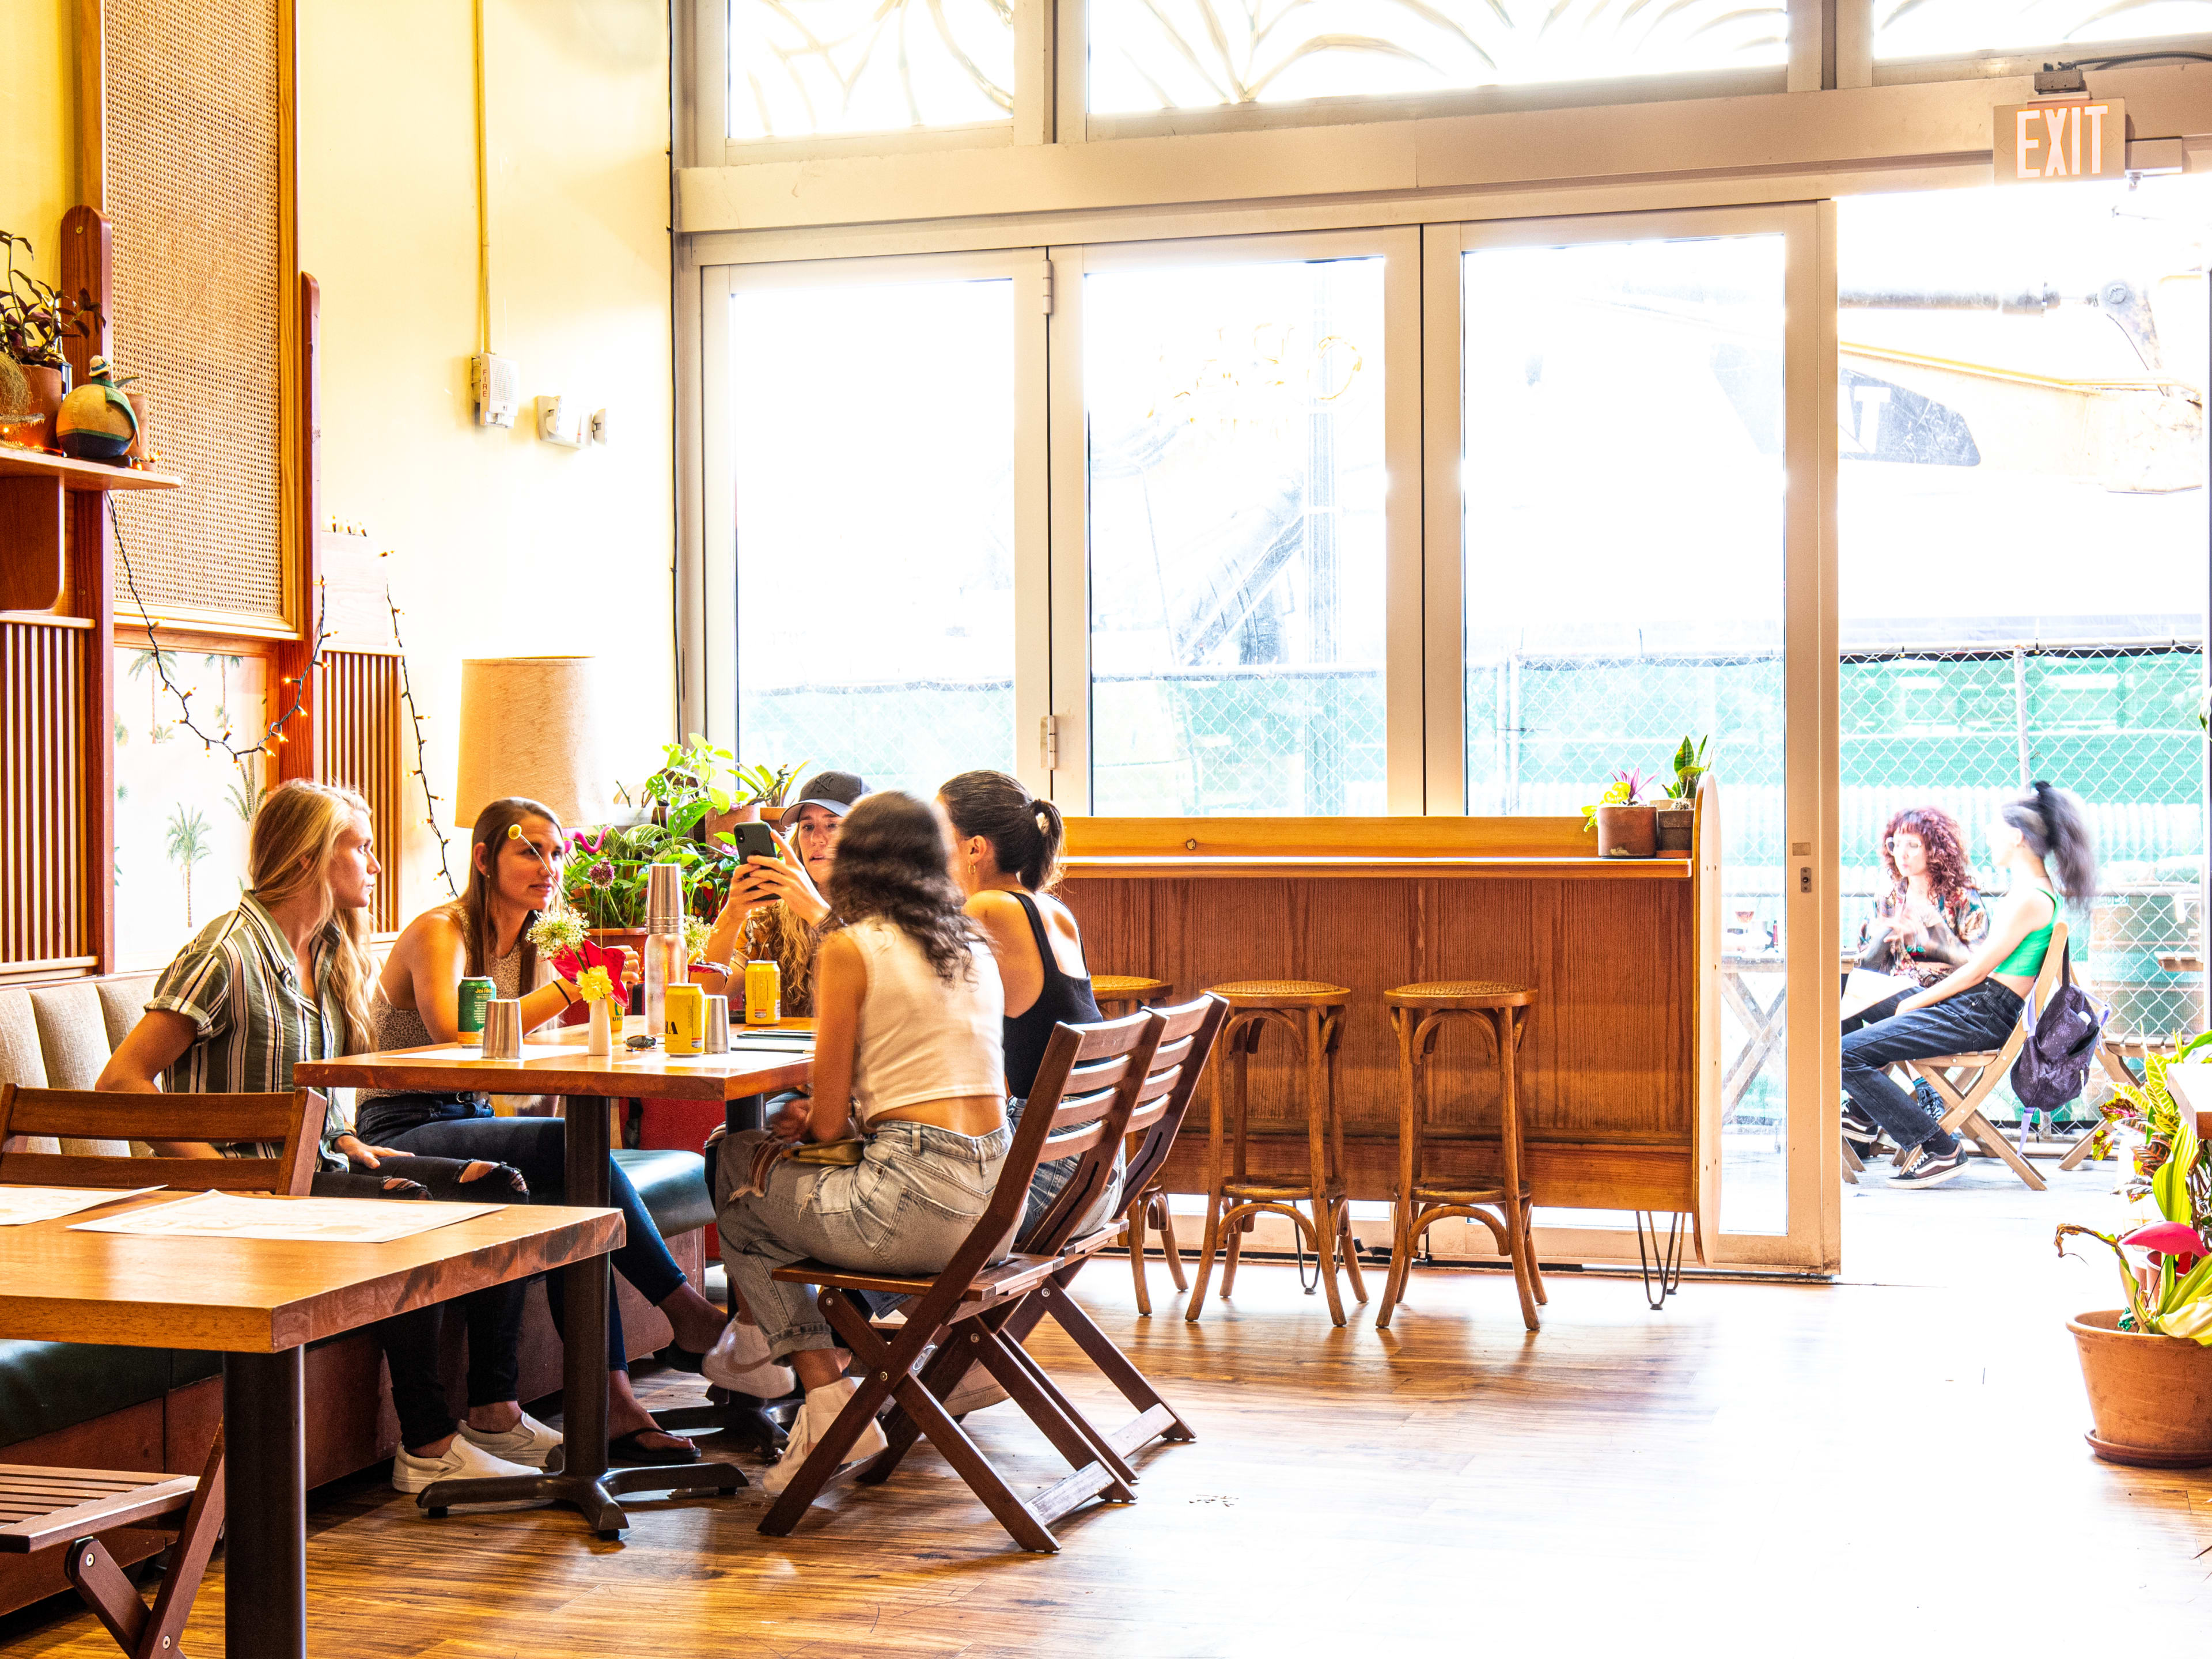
[70,1191,503,1244]
[1841,969,1921,1022]
[0,1185,166,1226]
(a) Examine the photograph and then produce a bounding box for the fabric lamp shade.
[453,656,608,831]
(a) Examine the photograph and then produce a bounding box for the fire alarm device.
[470,353,518,429]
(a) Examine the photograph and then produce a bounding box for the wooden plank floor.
[5,1246,2209,1656]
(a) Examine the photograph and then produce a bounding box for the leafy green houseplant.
[1662,734,1710,800]
[2057,1039,2212,1467]
[0,232,99,425]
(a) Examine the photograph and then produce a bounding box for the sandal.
[608,1429,703,1467]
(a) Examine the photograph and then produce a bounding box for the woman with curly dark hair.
[709,790,1008,1491]
[1849,805,1990,1029]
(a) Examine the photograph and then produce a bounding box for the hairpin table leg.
[1634,1211,1684,1310]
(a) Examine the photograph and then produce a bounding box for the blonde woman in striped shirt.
[98,782,559,1494]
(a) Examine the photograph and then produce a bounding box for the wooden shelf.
[1063,854,1694,880]
[0,448,180,491]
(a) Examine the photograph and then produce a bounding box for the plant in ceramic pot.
[0,233,99,436]
[1654,735,1709,853]
[1582,767,1659,859]
[2056,1048,2212,1466]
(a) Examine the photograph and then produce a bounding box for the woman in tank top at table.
[362,796,730,1463]
[94,781,555,1495]
[940,768,1116,1240]
[710,790,1008,1493]
[1839,781,2097,1189]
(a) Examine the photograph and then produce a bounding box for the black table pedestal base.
[419,1460,747,1538]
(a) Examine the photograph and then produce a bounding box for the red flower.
[2123,1222,2208,1270]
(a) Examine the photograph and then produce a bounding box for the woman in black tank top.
[938,771,1116,1240]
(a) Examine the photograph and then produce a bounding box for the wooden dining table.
[0,1189,621,1659]
[294,1025,813,1536]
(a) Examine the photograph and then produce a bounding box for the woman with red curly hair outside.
[1850,806,1990,1031]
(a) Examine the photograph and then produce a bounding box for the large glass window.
[1460,232,1792,1235]
[1089,0,1786,115]
[1084,256,1388,814]
[1875,0,2212,61]
[727,274,1018,793]
[726,0,1014,140]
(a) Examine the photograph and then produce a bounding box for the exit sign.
[1994,99,2126,183]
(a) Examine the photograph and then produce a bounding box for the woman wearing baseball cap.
[695,769,863,1014]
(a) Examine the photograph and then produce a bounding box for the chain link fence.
[739,681,1015,799]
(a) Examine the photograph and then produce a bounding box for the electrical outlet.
[470,353,518,429]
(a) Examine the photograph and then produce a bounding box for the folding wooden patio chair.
[0,1084,327,1658]
[1898,923,2070,1192]
[756,1012,1164,1554]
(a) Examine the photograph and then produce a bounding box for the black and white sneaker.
[1841,1107,1883,1147]
[1892,1141,1969,1188]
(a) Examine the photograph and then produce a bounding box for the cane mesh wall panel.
[104,0,287,627]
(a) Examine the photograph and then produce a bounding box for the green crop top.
[1994,888,2058,977]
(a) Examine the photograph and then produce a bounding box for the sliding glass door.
[1426,206,1837,1270]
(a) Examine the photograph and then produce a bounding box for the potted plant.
[0,232,98,438]
[1655,736,1708,853]
[638,735,804,846]
[2056,1044,2212,1467]
[1582,767,1659,859]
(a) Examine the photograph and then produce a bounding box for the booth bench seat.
[0,973,716,1616]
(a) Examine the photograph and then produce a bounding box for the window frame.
[1044,227,1426,816]
[696,249,1055,796]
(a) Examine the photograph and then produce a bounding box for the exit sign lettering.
[1993,99,2127,183]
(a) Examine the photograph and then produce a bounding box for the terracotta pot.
[19,364,66,422]
[1654,802,1695,854]
[1594,804,1658,859]
[126,390,149,461]
[2069,1309,2212,1467]
[700,804,760,845]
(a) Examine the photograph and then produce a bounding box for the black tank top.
[1001,891,1100,1100]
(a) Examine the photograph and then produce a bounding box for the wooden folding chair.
[969,994,1229,1471]
[757,1012,1163,1553]
[1899,923,2070,1192]
[0,1085,325,1658]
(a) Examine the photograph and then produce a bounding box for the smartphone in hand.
[726,821,781,864]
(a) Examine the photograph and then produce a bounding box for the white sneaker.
[458,1410,563,1469]
[392,1434,539,1495]
[700,1320,797,1398]
[760,1378,888,1496]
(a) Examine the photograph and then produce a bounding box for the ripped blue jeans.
[714,1121,1010,1361]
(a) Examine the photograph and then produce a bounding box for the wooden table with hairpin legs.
[298,1025,813,1537]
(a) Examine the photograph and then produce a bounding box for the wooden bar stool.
[1090,975,1183,1315]
[1377,980,1545,1332]
[1185,980,1366,1327]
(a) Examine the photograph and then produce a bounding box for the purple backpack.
[2010,946,2109,1115]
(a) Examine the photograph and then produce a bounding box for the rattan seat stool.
[1090,975,1183,1313]
[1185,979,1367,1327]
[1377,980,1546,1332]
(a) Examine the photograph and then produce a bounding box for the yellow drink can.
[744,959,781,1025]
[665,983,706,1056]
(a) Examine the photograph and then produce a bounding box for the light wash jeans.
[715,1122,1011,1360]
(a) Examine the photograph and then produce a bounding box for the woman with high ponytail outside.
[1839,781,2099,1189]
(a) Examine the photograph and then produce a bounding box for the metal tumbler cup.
[480,998,525,1060]
[703,995,731,1054]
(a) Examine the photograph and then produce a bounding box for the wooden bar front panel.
[1062,868,1696,1212]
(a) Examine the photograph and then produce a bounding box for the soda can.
[457,977,497,1043]
[666,983,706,1056]
[744,959,781,1026]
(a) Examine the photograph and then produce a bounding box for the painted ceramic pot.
[55,357,137,462]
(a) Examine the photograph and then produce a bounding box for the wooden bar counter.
[1060,786,1722,1261]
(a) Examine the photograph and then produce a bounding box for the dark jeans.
[308,1158,528,1452]
[1840,989,1910,1037]
[358,1096,692,1373]
[1839,982,2022,1153]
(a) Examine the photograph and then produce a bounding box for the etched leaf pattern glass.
[728,0,1014,139]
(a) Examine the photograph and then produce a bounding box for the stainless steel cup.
[643,862,684,929]
[703,994,730,1054]
[480,998,525,1060]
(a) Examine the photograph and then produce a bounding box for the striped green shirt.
[146,894,347,1163]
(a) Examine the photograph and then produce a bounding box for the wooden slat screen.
[315,650,402,931]
[1,620,96,971]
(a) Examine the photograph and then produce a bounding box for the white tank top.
[845,916,1005,1127]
